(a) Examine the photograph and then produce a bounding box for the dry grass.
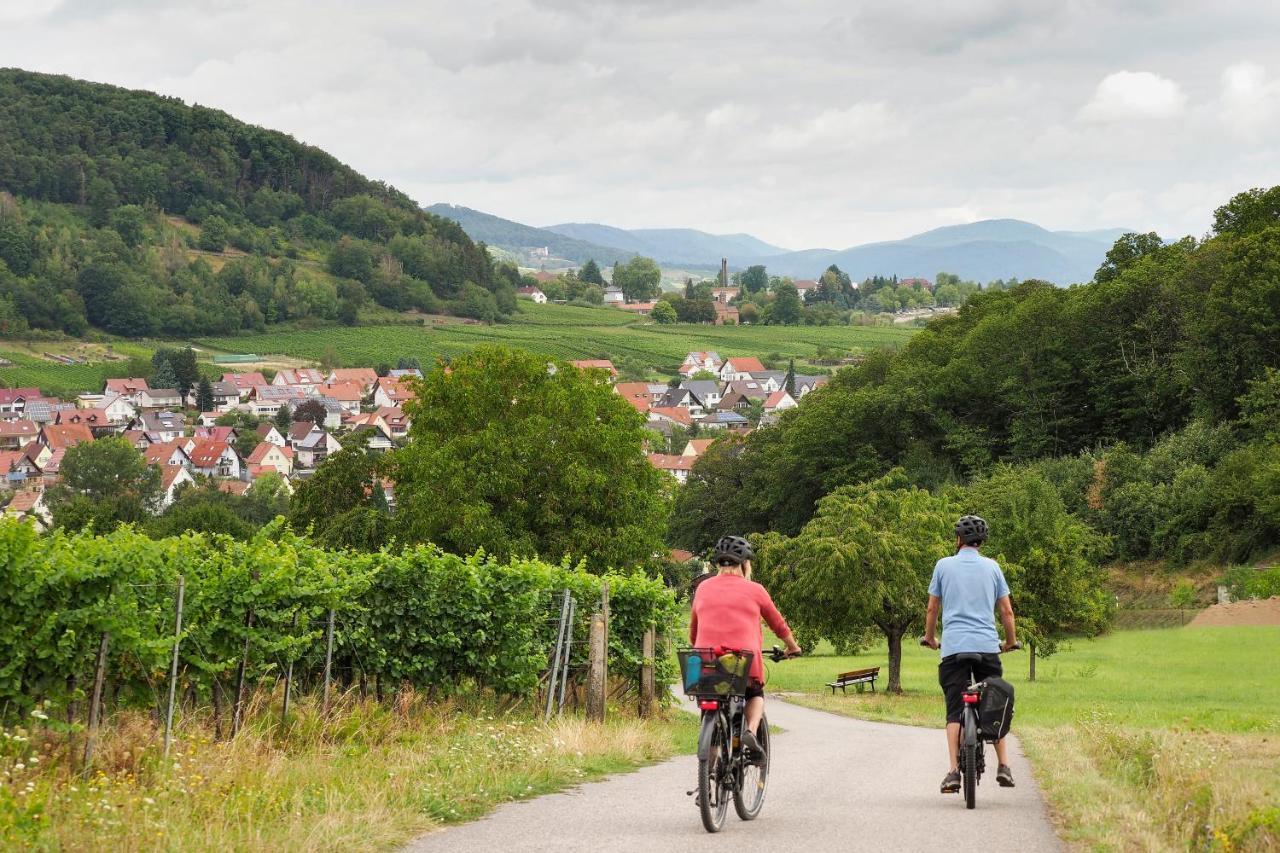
[1023,722,1280,852]
[0,689,695,851]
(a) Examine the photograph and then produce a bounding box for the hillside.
[423,204,637,267]
[0,68,507,338]
[544,222,788,266]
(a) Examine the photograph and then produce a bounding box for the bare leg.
[745,696,765,735]
[994,736,1009,767]
[946,722,960,771]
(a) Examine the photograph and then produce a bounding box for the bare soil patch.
[1190,596,1280,626]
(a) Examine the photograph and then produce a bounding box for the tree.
[740,265,768,295]
[1094,232,1164,283]
[151,357,179,393]
[273,405,292,432]
[153,347,200,401]
[293,398,328,424]
[397,356,421,371]
[784,358,797,398]
[754,472,955,693]
[770,282,803,325]
[1212,186,1280,236]
[962,465,1111,679]
[613,256,662,302]
[579,258,605,285]
[195,376,215,412]
[390,345,671,571]
[197,215,230,252]
[109,205,147,248]
[290,437,390,550]
[48,436,162,531]
[651,300,677,324]
[1169,579,1198,624]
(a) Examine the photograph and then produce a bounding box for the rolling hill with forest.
[0,68,515,339]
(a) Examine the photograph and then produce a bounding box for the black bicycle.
[921,639,1021,809]
[677,645,798,833]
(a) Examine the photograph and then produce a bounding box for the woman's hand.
[784,636,802,656]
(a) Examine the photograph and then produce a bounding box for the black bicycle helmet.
[713,535,754,565]
[955,515,989,545]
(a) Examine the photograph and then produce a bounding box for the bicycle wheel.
[698,714,730,833]
[733,713,769,820]
[961,711,978,810]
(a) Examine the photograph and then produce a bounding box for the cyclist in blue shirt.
[922,515,1019,794]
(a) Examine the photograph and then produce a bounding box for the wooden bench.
[827,667,880,694]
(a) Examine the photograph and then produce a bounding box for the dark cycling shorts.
[938,653,1002,724]
[745,680,764,701]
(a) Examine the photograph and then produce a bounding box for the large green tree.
[613,256,662,302]
[754,472,954,693]
[390,346,671,571]
[48,436,162,531]
[961,465,1111,679]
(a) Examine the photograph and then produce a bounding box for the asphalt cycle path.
[405,695,1062,853]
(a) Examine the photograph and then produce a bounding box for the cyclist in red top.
[689,535,801,756]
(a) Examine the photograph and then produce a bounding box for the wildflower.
[14,763,24,771]
[28,756,38,764]
[30,709,48,721]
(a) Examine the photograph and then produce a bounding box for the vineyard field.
[197,304,917,376]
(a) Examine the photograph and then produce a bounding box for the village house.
[247,442,294,478]
[209,381,241,411]
[700,411,751,432]
[603,286,625,305]
[103,378,149,406]
[40,448,67,485]
[122,429,151,450]
[679,379,721,408]
[295,396,345,430]
[288,423,341,468]
[372,377,415,409]
[145,440,192,470]
[647,453,695,485]
[318,382,364,415]
[719,380,771,410]
[0,388,41,416]
[516,285,547,303]
[719,357,767,382]
[655,388,706,419]
[193,425,238,445]
[4,488,51,531]
[158,465,195,509]
[617,302,656,317]
[345,413,395,452]
[647,406,694,429]
[681,351,722,374]
[132,411,187,444]
[326,368,379,394]
[41,423,95,451]
[186,439,243,480]
[374,406,411,439]
[55,408,118,437]
[710,287,739,304]
[791,280,820,300]
[272,368,326,388]
[713,302,739,326]
[764,389,798,414]
[23,441,52,471]
[749,371,786,393]
[792,375,830,398]
[246,385,307,417]
[614,382,654,414]
[0,449,42,488]
[388,368,423,380]
[570,359,618,379]
[681,438,716,459]
[78,393,136,423]
[222,372,268,400]
[0,419,39,450]
[255,423,286,447]
[22,400,68,426]
[138,388,182,409]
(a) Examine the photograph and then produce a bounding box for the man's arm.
[997,595,1017,651]
[923,594,941,649]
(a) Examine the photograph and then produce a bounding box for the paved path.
[405,696,1061,852]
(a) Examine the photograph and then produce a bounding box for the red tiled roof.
[0,420,39,438]
[571,359,618,375]
[41,424,94,449]
[320,381,364,401]
[648,453,695,471]
[723,357,766,373]
[328,368,378,388]
[684,439,715,456]
[187,439,232,468]
[614,383,653,413]
[649,406,693,426]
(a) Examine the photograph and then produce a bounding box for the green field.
[195,303,916,376]
[761,626,1280,850]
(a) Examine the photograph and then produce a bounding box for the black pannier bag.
[978,676,1015,741]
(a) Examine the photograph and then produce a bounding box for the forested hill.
[0,68,512,337]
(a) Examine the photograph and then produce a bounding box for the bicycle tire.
[698,714,730,833]
[961,710,978,810]
[733,713,769,820]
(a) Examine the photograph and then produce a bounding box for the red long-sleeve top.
[689,574,792,683]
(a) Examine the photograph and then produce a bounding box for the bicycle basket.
[677,648,755,697]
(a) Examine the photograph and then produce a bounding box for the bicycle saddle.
[953,653,985,664]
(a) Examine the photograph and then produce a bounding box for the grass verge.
[762,626,1280,851]
[0,690,698,851]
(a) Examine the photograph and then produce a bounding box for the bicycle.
[921,638,1021,809]
[677,645,799,833]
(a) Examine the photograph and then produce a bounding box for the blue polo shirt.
[928,547,1010,658]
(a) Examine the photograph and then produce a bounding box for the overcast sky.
[3,0,1279,248]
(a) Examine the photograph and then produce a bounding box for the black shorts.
[938,653,1002,724]
[745,680,764,700]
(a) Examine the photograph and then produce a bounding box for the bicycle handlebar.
[918,637,1022,653]
[767,645,802,663]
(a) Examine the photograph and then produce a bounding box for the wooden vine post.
[585,583,609,723]
[640,624,655,719]
[82,631,110,775]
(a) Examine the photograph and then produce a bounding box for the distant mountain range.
[426,204,1131,285]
